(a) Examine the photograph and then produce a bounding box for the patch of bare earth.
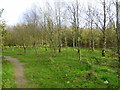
[4,56,27,88]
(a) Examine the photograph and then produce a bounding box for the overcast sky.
[0,0,118,26]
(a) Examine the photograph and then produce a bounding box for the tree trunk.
[65,36,67,47]
[23,47,26,54]
[90,20,94,51]
[72,37,75,48]
[102,0,106,57]
[58,31,61,53]
[23,43,26,54]
[92,40,95,51]
[44,35,48,51]
[102,34,106,57]
[58,45,61,53]
[77,37,81,60]
[89,40,91,49]
[116,0,120,64]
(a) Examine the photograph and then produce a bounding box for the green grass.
[0,57,2,89]
[2,57,17,88]
[2,46,120,88]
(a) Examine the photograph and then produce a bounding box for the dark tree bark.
[116,0,120,63]
[90,20,94,51]
[77,37,81,60]
[102,0,107,57]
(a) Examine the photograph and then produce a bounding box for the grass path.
[4,56,27,88]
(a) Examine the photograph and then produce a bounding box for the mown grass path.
[4,56,27,88]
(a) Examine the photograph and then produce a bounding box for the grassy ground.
[2,46,120,88]
[2,57,17,88]
[0,57,2,89]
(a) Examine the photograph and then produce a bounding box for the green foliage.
[106,28,117,47]
[0,9,7,46]
[4,24,117,49]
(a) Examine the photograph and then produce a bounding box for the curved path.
[4,56,27,88]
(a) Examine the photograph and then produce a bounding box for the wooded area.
[0,0,120,88]
[1,0,120,57]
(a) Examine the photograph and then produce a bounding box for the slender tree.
[116,0,120,63]
[55,1,62,53]
[86,5,95,51]
[68,0,81,60]
[92,0,114,56]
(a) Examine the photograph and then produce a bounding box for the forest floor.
[2,46,120,88]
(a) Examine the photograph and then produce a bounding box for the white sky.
[0,0,118,26]
[0,0,45,25]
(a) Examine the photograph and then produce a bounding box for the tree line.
[0,0,120,61]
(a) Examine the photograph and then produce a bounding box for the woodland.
[0,0,120,88]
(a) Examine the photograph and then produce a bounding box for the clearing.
[2,46,119,88]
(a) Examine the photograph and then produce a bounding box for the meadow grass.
[2,57,17,88]
[2,46,119,88]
